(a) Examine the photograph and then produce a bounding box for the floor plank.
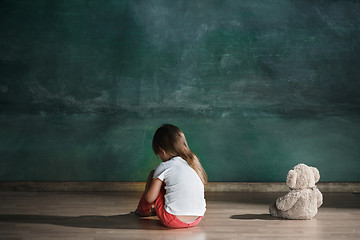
[0,191,359,239]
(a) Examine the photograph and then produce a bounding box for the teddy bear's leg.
[269,203,282,217]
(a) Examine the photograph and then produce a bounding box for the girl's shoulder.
[164,156,186,165]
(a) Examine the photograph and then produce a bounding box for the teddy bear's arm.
[315,188,323,208]
[276,191,301,211]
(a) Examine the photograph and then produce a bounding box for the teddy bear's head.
[286,163,320,190]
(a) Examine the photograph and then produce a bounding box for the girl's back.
[154,156,206,217]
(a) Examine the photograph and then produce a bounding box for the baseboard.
[0,182,359,192]
[0,182,146,192]
[205,182,360,192]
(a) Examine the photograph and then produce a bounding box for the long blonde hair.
[152,124,208,185]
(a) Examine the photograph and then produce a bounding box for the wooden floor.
[0,191,359,240]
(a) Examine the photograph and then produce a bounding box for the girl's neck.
[159,152,174,162]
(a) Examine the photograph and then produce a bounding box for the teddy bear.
[269,163,323,220]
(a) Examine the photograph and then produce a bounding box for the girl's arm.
[145,178,163,203]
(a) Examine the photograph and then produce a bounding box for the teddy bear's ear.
[311,167,320,183]
[286,169,297,189]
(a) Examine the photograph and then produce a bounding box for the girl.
[136,124,207,228]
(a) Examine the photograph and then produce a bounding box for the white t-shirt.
[153,156,206,216]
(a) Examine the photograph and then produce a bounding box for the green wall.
[1,0,359,182]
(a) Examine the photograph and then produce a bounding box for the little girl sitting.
[136,124,207,228]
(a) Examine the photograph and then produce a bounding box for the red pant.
[137,188,203,228]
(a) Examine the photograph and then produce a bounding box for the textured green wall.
[1,0,359,181]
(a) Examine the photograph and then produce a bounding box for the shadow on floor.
[231,214,280,220]
[0,212,167,230]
